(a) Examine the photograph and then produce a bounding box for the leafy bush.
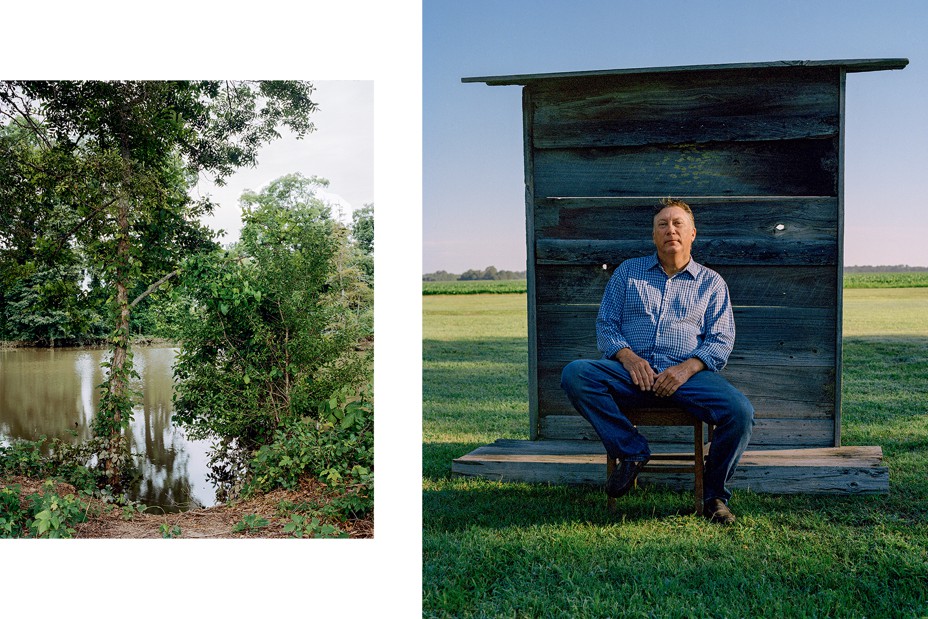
[27,484,89,538]
[283,513,348,539]
[0,485,26,537]
[0,436,127,495]
[173,174,373,454]
[232,513,270,534]
[245,382,373,517]
[171,175,374,508]
[0,481,90,538]
[0,437,100,494]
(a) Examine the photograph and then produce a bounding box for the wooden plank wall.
[526,67,844,448]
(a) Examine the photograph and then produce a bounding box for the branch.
[0,88,54,149]
[62,196,119,241]
[129,268,180,309]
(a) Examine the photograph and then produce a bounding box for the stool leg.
[693,421,704,514]
[606,456,616,513]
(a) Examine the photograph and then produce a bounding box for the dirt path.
[3,475,373,539]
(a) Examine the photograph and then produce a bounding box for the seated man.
[560,199,754,524]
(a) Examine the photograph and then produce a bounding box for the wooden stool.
[606,407,712,514]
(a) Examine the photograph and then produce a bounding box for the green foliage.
[121,502,148,521]
[424,266,527,282]
[232,513,270,534]
[0,438,46,478]
[423,279,527,295]
[159,523,182,538]
[0,485,25,537]
[282,513,348,539]
[27,483,89,538]
[1,80,319,487]
[1,257,103,345]
[245,381,373,514]
[844,271,928,288]
[351,203,374,284]
[0,481,89,539]
[0,437,100,494]
[173,174,373,498]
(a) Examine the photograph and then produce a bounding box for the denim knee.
[560,359,592,395]
[561,359,585,391]
[730,394,755,435]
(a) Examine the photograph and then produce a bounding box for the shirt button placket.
[653,275,668,367]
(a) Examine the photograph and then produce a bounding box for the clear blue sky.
[424,0,928,273]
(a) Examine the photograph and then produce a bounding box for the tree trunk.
[102,192,132,488]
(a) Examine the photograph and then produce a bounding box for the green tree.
[0,125,101,343]
[351,203,374,284]
[0,80,318,488]
[172,174,372,485]
[422,270,458,281]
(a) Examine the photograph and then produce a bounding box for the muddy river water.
[0,346,215,511]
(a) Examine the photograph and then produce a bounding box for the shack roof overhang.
[462,58,909,86]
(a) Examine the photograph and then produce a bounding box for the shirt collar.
[648,253,700,279]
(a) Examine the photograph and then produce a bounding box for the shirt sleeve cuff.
[692,350,724,372]
[602,342,629,361]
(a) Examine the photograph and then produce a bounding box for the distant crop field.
[844,272,928,288]
[423,274,927,295]
[422,280,527,295]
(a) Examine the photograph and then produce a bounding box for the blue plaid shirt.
[596,254,735,373]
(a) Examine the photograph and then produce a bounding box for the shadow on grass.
[423,471,698,532]
[423,336,527,362]
[423,465,926,535]
[423,338,527,403]
[424,334,928,531]
[423,441,485,479]
[423,434,928,533]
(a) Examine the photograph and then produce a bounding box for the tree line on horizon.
[424,265,925,281]
[423,266,526,282]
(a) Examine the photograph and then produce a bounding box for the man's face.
[652,206,696,259]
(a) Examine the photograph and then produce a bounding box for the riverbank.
[2,474,373,539]
[0,337,179,349]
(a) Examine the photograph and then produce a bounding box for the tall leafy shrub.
[172,174,372,489]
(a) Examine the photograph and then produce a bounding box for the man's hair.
[654,198,695,225]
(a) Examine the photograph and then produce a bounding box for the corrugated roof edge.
[462,58,909,85]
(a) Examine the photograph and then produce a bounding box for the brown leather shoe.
[703,498,736,525]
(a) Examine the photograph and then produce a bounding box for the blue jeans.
[561,358,754,503]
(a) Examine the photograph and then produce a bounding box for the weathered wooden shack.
[453,59,908,494]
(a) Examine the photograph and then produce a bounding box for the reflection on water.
[0,346,215,511]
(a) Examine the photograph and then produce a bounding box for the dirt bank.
[2,475,373,539]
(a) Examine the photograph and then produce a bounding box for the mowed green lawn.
[423,290,928,618]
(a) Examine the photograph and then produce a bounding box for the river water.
[0,346,216,511]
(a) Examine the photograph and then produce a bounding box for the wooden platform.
[452,440,888,494]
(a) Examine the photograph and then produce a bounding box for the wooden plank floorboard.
[451,440,888,494]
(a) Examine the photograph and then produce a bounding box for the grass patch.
[843,288,928,338]
[423,280,527,295]
[423,291,928,618]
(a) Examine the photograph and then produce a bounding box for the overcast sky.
[195,80,373,244]
[425,0,928,273]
